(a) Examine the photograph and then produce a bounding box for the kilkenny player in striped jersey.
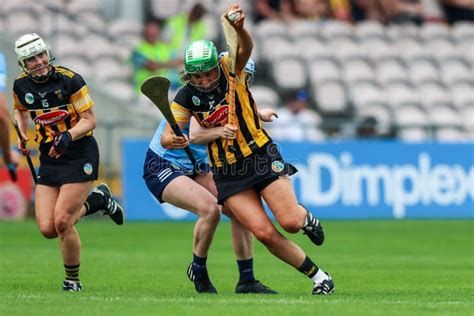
[145,59,278,294]
[162,3,334,295]
[12,33,124,292]
[0,51,19,180]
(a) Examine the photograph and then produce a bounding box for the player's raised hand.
[226,4,245,29]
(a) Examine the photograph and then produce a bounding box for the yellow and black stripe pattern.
[13,65,93,144]
[172,54,271,167]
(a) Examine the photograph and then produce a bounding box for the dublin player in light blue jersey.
[143,59,279,294]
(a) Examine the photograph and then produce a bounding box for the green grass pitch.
[1,219,472,315]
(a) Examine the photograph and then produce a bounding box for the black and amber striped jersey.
[13,65,93,144]
[171,54,271,167]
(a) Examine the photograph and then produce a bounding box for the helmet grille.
[203,47,210,58]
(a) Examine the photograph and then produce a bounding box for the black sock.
[192,253,208,278]
[84,191,105,216]
[64,263,80,282]
[237,258,255,282]
[297,256,319,279]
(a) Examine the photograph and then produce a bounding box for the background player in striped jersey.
[0,51,19,181]
[164,3,335,295]
[144,60,279,294]
[12,33,124,292]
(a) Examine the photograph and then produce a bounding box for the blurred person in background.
[294,0,332,20]
[13,33,124,292]
[441,0,474,23]
[350,0,431,24]
[132,19,183,93]
[164,3,334,295]
[163,3,209,53]
[253,0,298,23]
[379,0,424,25]
[356,116,379,138]
[0,51,19,181]
[144,59,278,294]
[330,0,353,21]
[269,89,323,142]
[350,0,388,22]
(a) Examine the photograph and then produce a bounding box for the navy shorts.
[37,136,99,186]
[213,142,297,204]
[142,149,207,203]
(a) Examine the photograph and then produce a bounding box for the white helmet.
[14,33,53,75]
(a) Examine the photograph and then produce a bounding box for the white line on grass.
[4,293,470,306]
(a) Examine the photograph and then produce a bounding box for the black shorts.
[212,142,297,204]
[142,149,207,203]
[37,136,99,186]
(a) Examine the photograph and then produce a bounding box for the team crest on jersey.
[271,161,285,173]
[201,105,229,127]
[192,96,201,106]
[54,89,63,100]
[25,93,34,104]
[34,110,69,126]
[83,163,93,175]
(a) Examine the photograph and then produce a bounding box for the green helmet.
[184,40,218,74]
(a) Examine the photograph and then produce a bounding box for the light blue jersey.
[149,120,208,172]
[0,53,6,92]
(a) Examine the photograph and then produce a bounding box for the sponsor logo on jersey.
[201,105,229,127]
[54,89,63,101]
[25,93,34,104]
[38,91,47,98]
[83,163,93,175]
[33,110,69,126]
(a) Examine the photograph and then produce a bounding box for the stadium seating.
[450,83,474,109]
[251,85,282,109]
[1,1,473,141]
[354,20,386,41]
[312,81,349,114]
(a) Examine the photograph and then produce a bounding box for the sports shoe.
[312,273,334,295]
[63,280,83,292]
[302,209,324,246]
[187,263,217,294]
[235,280,277,294]
[93,183,124,225]
[187,262,195,281]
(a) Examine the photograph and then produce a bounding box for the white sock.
[311,269,328,284]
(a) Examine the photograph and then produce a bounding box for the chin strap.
[26,58,55,82]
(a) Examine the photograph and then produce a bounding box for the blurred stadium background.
[0,1,473,314]
[0,0,472,220]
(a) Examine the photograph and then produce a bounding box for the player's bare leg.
[162,175,220,293]
[261,178,325,246]
[54,182,93,291]
[196,174,277,294]
[225,189,334,295]
[35,185,59,239]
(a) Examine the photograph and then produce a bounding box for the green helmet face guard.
[184,40,219,74]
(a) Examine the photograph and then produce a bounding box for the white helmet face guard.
[188,66,221,92]
[14,33,53,80]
